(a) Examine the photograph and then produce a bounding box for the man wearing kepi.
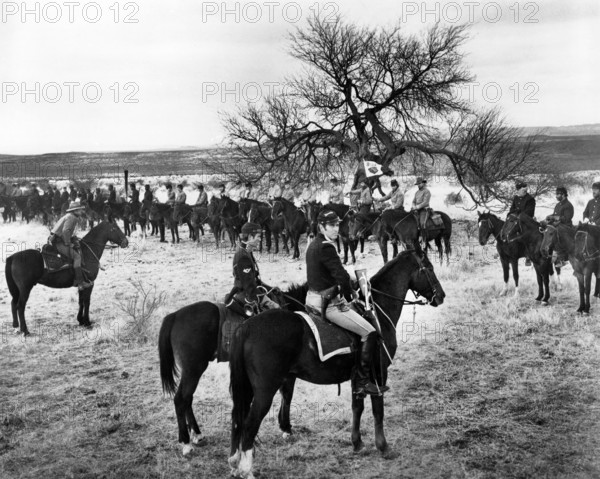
[50,200,92,290]
[583,182,600,225]
[306,209,388,397]
[546,186,574,268]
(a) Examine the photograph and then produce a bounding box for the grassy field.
[1,215,599,478]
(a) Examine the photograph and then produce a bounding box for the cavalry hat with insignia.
[241,222,262,236]
[556,186,567,195]
[592,182,600,190]
[415,177,426,185]
[66,200,85,212]
[317,209,340,225]
[515,181,527,189]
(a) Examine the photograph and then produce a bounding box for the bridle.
[350,213,381,239]
[501,217,522,243]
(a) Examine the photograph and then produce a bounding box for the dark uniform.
[305,210,386,397]
[551,198,574,226]
[224,222,279,313]
[583,198,600,225]
[130,186,140,203]
[108,186,116,203]
[508,193,536,218]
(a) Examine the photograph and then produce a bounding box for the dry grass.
[1,212,599,478]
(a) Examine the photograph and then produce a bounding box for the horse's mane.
[577,223,600,239]
[518,213,540,228]
[282,282,309,306]
[370,250,419,286]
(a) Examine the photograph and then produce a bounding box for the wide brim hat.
[66,201,85,212]
[415,177,427,185]
[515,181,527,189]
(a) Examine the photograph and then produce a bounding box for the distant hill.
[0,124,597,180]
[519,124,600,136]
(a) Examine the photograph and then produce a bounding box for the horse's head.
[248,205,259,224]
[477,211,495,246]
[408,250,445,307]
[238,199,250,220]
[348,212,367,241]
[541,224,557,258]
[272,201,283,218]
[100,221,129,248]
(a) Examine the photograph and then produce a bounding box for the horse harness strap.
[81,240,106,271]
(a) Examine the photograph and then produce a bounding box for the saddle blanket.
[216,302,245,362]
[295,311,355,362]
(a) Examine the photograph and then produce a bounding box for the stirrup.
[354,381,389,397]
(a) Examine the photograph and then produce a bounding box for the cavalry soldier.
[281,179,295,202]
[224,222,280,314]
[267,178,282,202]
[507,181,536,265]
[305,209,388,397]
[239,182,253,200]
[346,180,373,214]
[52,187,62,211]
[217,183,227,199]
[583,182,600,225]
[195,183,208,206]
[69,184,78,201]
[12,183,22,197]
[165,184,176,204]
[508,181,535,218]
[328,178,344,204]
[375,179,405,211]
[411,177,431,229]
[175,184,186,204]
[49,201,92,290]
[300,184,315,205]
[129,182,140,203]
[86,188,94,205]
[107,184,117,203]
[545,186,574,268]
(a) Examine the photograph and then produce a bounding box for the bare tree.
[221,15,546,203]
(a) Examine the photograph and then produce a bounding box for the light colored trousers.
[306,291,374,341]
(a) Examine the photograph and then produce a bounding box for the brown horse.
[5,221,129,335]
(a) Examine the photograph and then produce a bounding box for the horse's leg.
[594,272,600,299]
[499,257,510,296]
[534,265,544,302]
[277,376,297,437]
[576,273,585,313]
[392,241,398,259]
[371,394,388,453]
[294,233,301,260]
[77,290,85,325]
[360,238,365,254]
[16,286,32,336]
[342,239,349,265]
[511,258,520,298]
[351,382,365,452]
[379,238,388,263]
[542,264,551,304]
[176,363,209,456]
[434,237,443,265]
[78,286,93,327]
[584,268,593,314]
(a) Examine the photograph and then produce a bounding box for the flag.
[363,160,383,178]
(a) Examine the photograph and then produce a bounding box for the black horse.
[218,197,243,249]
[541,223,599,313]
[158,284,308,455]
[348,211,398,263]
[228,250,445,478]
[272,198,308,260]
[500,213,555,303]
[5,221,129,335]
[247,204,288,254]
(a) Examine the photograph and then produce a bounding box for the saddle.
[41,243,72,272]
[216,303,247,362]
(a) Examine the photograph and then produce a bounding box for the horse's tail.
[158,311,179,396]
[4,255,19,300]
[230,324,253,449]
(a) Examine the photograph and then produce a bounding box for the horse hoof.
[542,301,549,306]
[191,433,206,445]
[182,444,193,456]
[282,432,292,440]
[228,450,241,470]
[353,440,364,453]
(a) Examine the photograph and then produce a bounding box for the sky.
[1,0,598,154]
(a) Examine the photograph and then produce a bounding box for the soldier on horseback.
[239,182,253,200]
[346,180,373,214]
[411,177,431,229]
[267,178,282,203]
[224,222,280,315]
[305,209,389,397]
[545,186,574,268]
[281,179,295,202]
[195,183,208,206]
[583,182,600,225]
[375,179,405,211]
[506,181,536,265]
[328,178,344,204]
[129,182,140,203]
[49,201,92,290]
[175,184,186,204]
